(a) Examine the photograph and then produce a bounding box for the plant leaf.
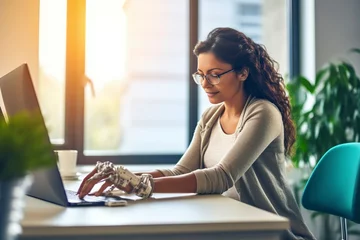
[299,76,315,93]
[315,67,328,87]
[0,111,56,180]
[287,49,360,172]
[350,48,360,55]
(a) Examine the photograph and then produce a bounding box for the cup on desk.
[55,150,78,178]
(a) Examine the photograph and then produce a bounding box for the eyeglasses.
[192,69,234,85]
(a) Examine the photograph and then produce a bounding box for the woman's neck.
[222,91,248,119]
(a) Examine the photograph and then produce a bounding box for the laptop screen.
[0,64,68,206]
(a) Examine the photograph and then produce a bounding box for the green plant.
[0,111,55,180]
[287,49,360,239]
[287,48,360,169]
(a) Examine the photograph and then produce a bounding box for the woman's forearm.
[153,173,197,193]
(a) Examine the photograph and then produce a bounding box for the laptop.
[0,64,122,207]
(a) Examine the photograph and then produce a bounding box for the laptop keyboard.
[65,189,102,202]
[65,189,82,201]
[65,189,78,198]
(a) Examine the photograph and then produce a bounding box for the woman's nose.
[201,76,212,88]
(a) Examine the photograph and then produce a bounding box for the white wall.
[0,0,39,81]
[301,0,360,80]
[315,0,360,71]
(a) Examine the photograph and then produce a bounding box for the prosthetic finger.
[94,181,113,196]
[77,167,98,195]
[78,166,113,198]
[78,179,98,199]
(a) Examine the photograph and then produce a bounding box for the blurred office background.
[0,0,289,159]
[1,1,360,238]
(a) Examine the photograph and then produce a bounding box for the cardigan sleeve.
[193,100,283,194]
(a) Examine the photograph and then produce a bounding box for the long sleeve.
[193,100,283,194]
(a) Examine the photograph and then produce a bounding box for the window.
[38,0,67,145]
[84,0,189,156]
[37,0,296,164]
[198,0,289,116]
[238,3,261,16]
[240,22,261,28]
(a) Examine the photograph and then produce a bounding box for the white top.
[204,117,240,201]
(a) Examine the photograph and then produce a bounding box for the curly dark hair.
[193,27,295,156]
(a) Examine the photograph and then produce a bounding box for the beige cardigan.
[159,96,316,240]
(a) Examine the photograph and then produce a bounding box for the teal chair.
[302,142,360,240]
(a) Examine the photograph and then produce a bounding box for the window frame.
[289,0,301,79]
[54,0,299,165]
[53,0,85,154]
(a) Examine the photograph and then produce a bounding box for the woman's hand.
[76,164,133,199]
[76,161,154,199]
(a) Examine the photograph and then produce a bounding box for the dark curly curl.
[193,27,295,156]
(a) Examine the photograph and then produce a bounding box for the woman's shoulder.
[246,97,282,119]
[244,98,282,123]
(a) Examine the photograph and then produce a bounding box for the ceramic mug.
[54,150,78,177]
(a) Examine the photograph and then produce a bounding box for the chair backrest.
[302,142,360,223]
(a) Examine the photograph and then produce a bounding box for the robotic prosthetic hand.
[89,161,154,199]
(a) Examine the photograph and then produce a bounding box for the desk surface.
[21,169,289,240]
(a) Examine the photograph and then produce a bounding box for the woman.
[78,27,315,240]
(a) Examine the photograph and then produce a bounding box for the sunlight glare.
[39,0,67,82]
[85,0,127,90]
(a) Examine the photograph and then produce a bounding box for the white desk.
[20,168,289,240]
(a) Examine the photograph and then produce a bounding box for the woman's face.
[197,52,247,104]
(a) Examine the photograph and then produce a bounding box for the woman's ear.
[237,67,249,82]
